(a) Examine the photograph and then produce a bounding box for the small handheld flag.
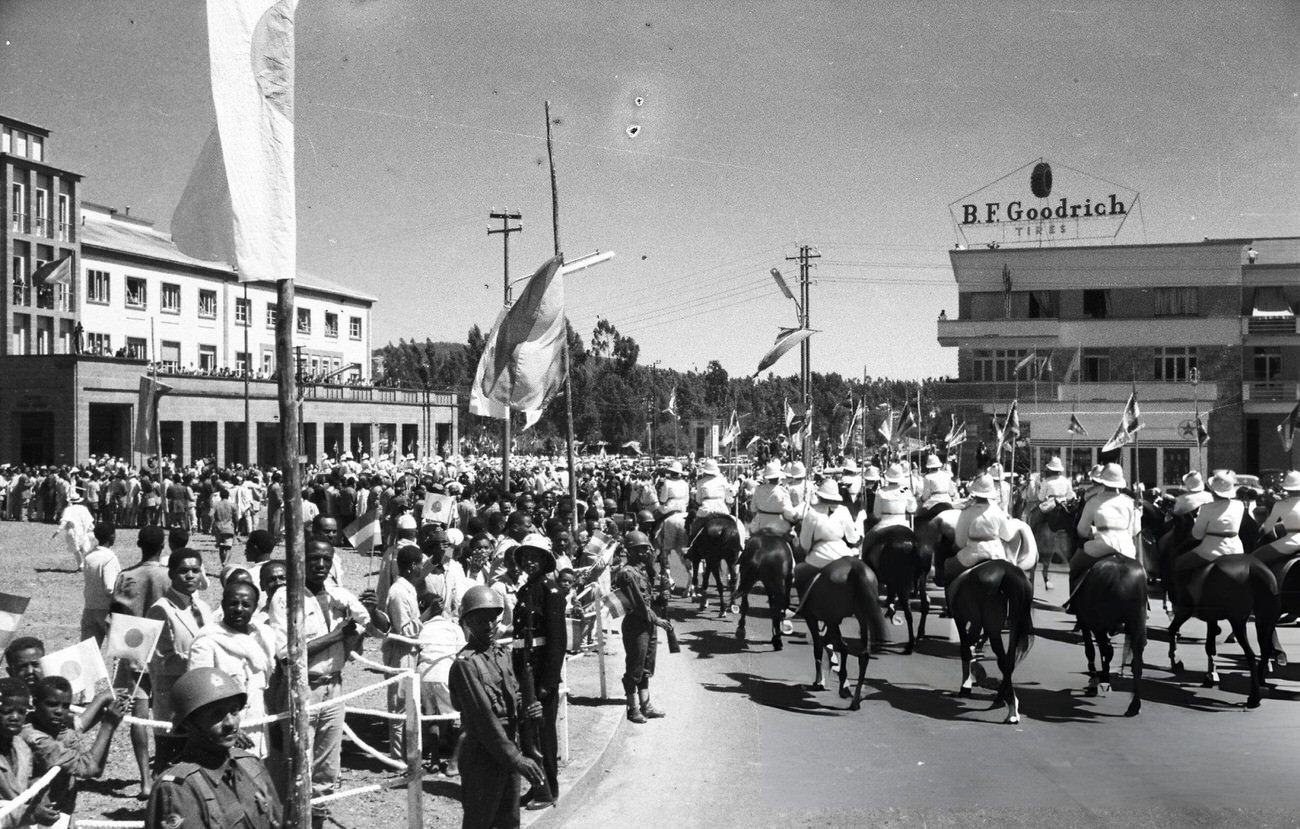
[343,507,381,555]
[105,614,164,669]
[41,639,109,697]
[0,593,30,651]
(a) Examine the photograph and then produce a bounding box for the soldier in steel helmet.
[146,666,282,829]
[450,585,545,829]
[510,534,567,802]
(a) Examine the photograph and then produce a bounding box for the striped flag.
[897,403,917,435]
[40,639,109,697]
[0,593,29,651]
[1102,388,1144,452]
[720,410,740,447]
[105,614,164,669]
[876,407,893,443]
[754,328,816,377]
[32,254,73,286]
[600,587,633,619]
[1067,413,1088,436]
[343,507,381,555]
[134,376,174,454]
[999,399,1020,449]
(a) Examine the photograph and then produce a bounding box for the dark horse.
[1068,554,1148,717]
[934,544,1035,724]
[1164,553,1279,708]
[734,530,794,650]
[791,556,888,710]
[862,525,932,653]
[686,514,742,616]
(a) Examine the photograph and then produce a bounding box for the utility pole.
[488,208,522,492]
[787,243,820,469]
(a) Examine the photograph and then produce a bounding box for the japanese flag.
[40,639,109,697]
[105,614,164,669]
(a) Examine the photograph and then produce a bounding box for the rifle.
[511,590,555,806]
[650,556,681,654]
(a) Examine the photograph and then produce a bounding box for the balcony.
[1243,316,1299,338]
[1243,381,1299,402]
[932,379,1216,405]
[9,213,27,234]
[937,317,1060,346]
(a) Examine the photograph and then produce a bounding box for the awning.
[1252,286,1294,318]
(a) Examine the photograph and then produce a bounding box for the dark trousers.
[537,689,560,796]
[622,618,658,687]
[458,736,521,829]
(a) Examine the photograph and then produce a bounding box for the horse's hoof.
[780,621,794,636]
[1171,660,1184,673]
[1246,696,1262,710]
[1097,683,1111,696]
[849,700,861,711]
[734,628,745,640]
[958,686,973,698]
[729,604,738,614]
[807,682,826,692]
[1124,700,1141,718]
[1083,684,1098,698]
[839,686,852,699]
[1275,650,1288,668]
[902,644,914,655]
[1043,579,1054,591]
[772,638,783,652]
[1201,672,1217,688]
[1004,714,1021,725]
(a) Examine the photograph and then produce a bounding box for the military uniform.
[146,742,281,829]
[448,644,527,829]
[613,562,659,691]
[512,575,566,798]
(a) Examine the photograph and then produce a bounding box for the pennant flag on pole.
[1014,352,1036,375]
[0,593,29,651]
[1037,350,1054,379]
[1067,413,1088,436]
[104,613,164,669]
[134,376,174,454]
[876,407,893,443]
[946,421,968,449]
[40,639,109,698]
[32,255,73,286]
[753,328,816,377]
[173,0,297,283]
[663,388,678,419]
[785,398,807,431]
[1102,389,1144,452]
[720,411,740,447]
[897,403,917,435]
[840,403,861,451]
[745,434,761,450]
[343,507,381,555]
[1279,401,1300,452]
[469,254,566,427]
[1000,400,1020,449]
[1196,417,1210,447]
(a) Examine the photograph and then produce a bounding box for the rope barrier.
[341,722,407,772]
[0,765,61,821]
[76,821,144,828]
[344,705,458,724]
[310,783,383,805]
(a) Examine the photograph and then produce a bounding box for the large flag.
[1102,389,1144,452]
[1067,412,1088,436]
[785,398,807,432]
[40,639,109,698]
[104,614,164,669]
[173,0,297,283]
[999,399,1020,449]
[469,254,566,427]
[0,593,29,651]
[663,388,678,419]
[753,328,816,377]
[134,376,174,454]
[1279,400,1300,452]
[840,402,861,452]
[32,254,73,286]
[344,507,381,555]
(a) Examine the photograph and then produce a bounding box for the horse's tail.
[1091,556,1149,649]
[1249,556,1281,655]
[998,562,1036,665]
[851,562,889,652]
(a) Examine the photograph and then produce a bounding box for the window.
[161,283,181,313]
[34,190,48,236]
[1154,346,1197,381]
[971,349,1031,382]
[1253,347,1282,381]
[349,316,362,340]
[325,312,339,338]
[13,132,26,157]
[266,304,278,328]
[1082,289,1109,319]
[160,341,181,370]
[126,337,147,359]
[1081,349,1110,382]
[235,297,250,326]
[1154,286,1198,316]
[262,351,274,374]
[126,276,147,309]
[297,307,311,334]
[86,332,111,355]
[29,136,42,162]
[310,356,320,377]
[10,183,24,232]
[235,351,250,373]
[1,132,7,153]
[87,270,110,304]
[57,194,70,241]
[11,254,27,306]
[197,289,217,319]
[198,344,217,372]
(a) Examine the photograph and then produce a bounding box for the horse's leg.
[736,586,750,641]
[830,624,853,700]
[1096,633,1114,696]
[1082,626,1099,695]
[850,639,869,711]
[958,622,975,697]
[901,584,916,654]
[727,554,740,615]
[983,617,1017,722]
[807,620,826,691]
[1232,617,1263,709]
[715,559,728,618]
[1203,620,1220,688]
[1168,607,1190,672]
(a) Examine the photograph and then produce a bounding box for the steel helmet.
[624,531,652,550]
[460,584,505,619]
[635,509,655,525]
[170,667,247,729]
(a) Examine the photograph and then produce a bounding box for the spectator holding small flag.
[21,675,126,823]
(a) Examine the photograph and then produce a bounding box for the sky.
[3,1,1298,381]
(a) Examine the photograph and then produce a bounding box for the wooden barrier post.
[595,585,607,698]
[405,672,423,829]
[558,656,570,764]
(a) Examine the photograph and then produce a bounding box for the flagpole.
[1131,375,1140,491]
[1191,367,1202,476]
[546,101,580,537]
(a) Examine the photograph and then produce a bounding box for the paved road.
[553,566,1300,829]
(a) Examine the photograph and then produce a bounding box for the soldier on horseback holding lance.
[914,453,959,526]
[690,458,748,550]
[1171,470,1244,609]
[656,461,691,591]
[1033,455,1075,590]
[941,474,1016,586]
[748,460,801,634]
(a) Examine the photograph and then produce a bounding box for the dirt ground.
[4,518,621,828]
